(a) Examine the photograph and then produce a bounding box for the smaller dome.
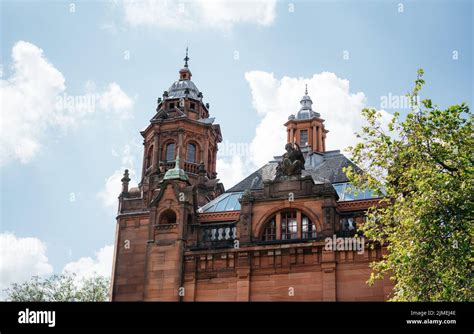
[167,79,200,99]
[297,109,312,120]
[295,86,319,120]
[164,47,201,100]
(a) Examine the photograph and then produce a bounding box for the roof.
[167,79,200,100]
[332,182,379,201]
[226,150,359,192]
[195,150,376,213]
[198,181,378,214]
[198,192,243,213]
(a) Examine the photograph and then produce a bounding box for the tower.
[140,48,224,206]
[111,49,224,301]
[285,85,328,152]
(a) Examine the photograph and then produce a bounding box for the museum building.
[110,52,394,301]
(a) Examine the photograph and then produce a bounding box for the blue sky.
[0,0,472,289]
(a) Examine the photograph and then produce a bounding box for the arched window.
[261,217,276,241]
[165,142,175,161]
[187,143,196,163]
[160,209,176,225]
[302,215,317,238]
[260,210,317,242]
[281,211,298,240]
[146,145,153,169]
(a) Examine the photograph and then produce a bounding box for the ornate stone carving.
[275,143,305,179]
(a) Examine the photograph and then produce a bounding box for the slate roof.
[226,150,359,192]
[198,152,373,213]
[167,79,200,99]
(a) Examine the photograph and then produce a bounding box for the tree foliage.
[4,273,110,302]
[345,69,473,301]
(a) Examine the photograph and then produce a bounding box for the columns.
[296,211,302,239]
[212,147,217,176]
[319,126,323,152]
[203,133,210,174]
[312,125,317,151]
[276,213,282,240]
[153,131,160,172]
[141,140,147,177]
[178,131,184,166]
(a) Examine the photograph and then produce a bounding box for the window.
[340,217,356,231]
[281,211,298,240]
[302,215,317,238]
[261,210,316,242]
[262,218,276,241]
[187,143,196,163]
[160,209,176,225]
[169,102,175,109]
[165,143,175,161]
[300,130,308,146]
[190,103,195,109]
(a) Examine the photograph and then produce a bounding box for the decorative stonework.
[197,211,240,222]
[337,198,381,212]
[111,52,394,302]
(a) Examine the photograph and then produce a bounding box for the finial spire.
[305,83,308,95]
[184,47,189,68]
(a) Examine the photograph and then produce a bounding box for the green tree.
[4,273,110,301]
[345,69,473,301]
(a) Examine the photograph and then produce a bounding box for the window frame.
[260,210,317,242]
[187,142,197,163]
[300,129,308,146]
[302,214,317,239]
[261,217,276,241]
[165,142,176,161]
[281,211,298,240]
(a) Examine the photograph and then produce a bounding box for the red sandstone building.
[110,52,394,301]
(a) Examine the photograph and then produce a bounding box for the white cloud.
[62,245,114,282]
[99,82,134,120]
[197,0,276,30]
[0,41,135,166]
[122,0,276,31]
[0,41,66,164]
[0,232,54,294]
[97,168,138,208]
[97,144,139,209]
[244,71,392,167]
[216,155,246,190]
[0,232,114,299]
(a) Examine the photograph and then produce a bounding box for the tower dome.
[166,47,201,100]
[296,84,319,120]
